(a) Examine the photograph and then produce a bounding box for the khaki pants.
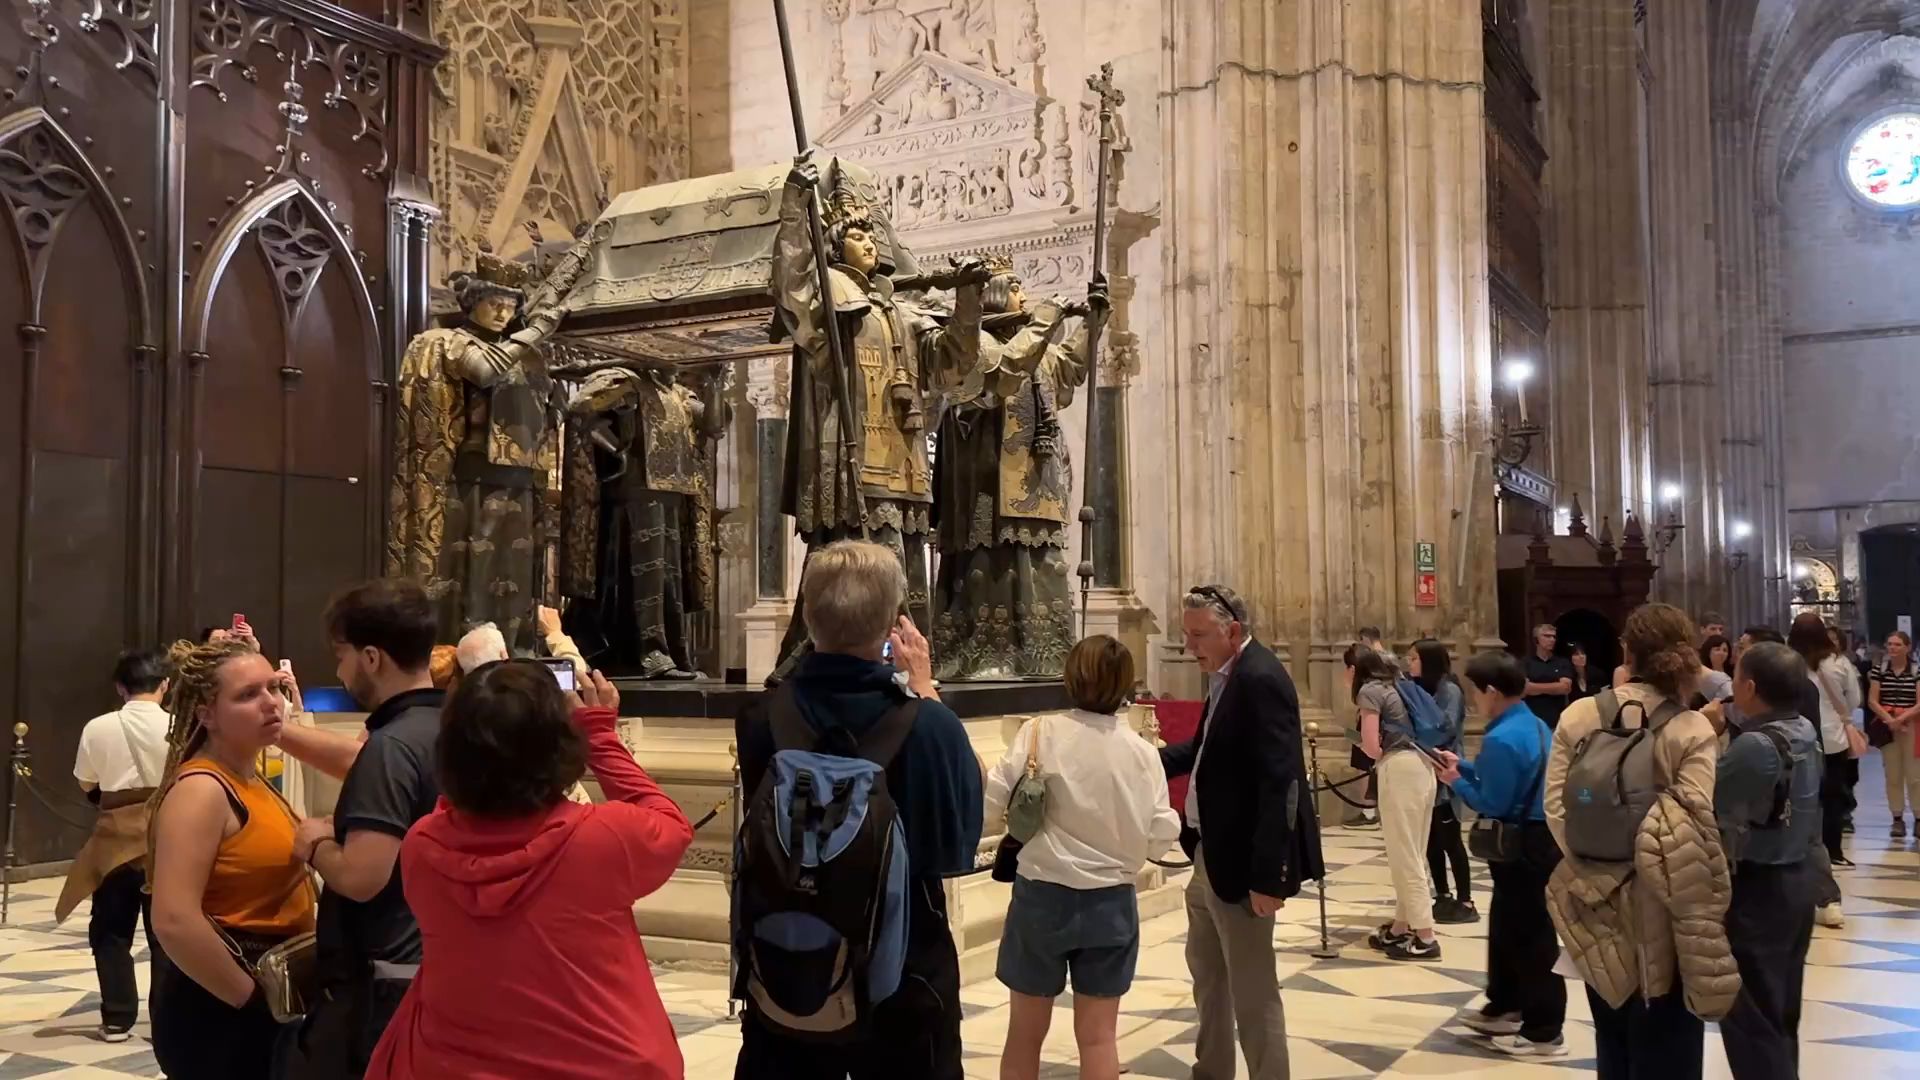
[1884,728,1920,821]
[1379,749,1437,932]
[1185,846,1289,1080]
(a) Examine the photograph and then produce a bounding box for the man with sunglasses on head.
[1161,584,1324,1080]
[273,579,443,1080]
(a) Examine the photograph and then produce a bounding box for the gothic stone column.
[1160,0,1499,707]
[1544,0,1654,530]
[739,355,794,684]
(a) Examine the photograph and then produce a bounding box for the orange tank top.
[175,759,316,937]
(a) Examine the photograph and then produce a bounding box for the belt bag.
[1467,725,1548,865]
[213,924,319,1024]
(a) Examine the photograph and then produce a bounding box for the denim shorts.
[996,876,1140,998]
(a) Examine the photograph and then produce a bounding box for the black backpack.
[732,686,916,1042]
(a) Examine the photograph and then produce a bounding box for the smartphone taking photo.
[539,657,577,692]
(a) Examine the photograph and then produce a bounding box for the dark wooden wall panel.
[193,467,286,647]
[20,451,130,864]
[0,0,438,863]
[290,266,372,480]
[282,474,369,675]
[200,253,290,470]
[36,206,135,461]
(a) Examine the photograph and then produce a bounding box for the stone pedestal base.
[1080,587,1157,681]
[739,598,794,686]
[627,704,1185,984]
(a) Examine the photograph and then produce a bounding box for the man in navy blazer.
[1161,584,1324,1080]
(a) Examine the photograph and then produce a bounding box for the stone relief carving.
[429,0,689,287]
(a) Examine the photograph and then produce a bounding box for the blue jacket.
[1450,701,1551,823]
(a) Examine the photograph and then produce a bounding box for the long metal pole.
[771,0,867,536]
[1078,64,1124,637]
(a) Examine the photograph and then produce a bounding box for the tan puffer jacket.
[1545,685,1741,1019]
[1547,788,1741,1018]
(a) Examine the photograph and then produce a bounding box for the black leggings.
[1427,802,1471,901]
[1821,751,1856,860]
[151,941,286,1079]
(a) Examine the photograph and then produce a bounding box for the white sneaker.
[100,1026,132,1044]
[1463,1011,1523,1036]
[1816,903,1845,929]
[1490,1035,1568,1058]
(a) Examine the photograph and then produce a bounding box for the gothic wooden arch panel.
[183,178,379,370]
[180,179,385,676]
[0,104,153,864]
[0,107,153,341]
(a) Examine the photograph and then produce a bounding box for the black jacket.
[1161,639,1324,904]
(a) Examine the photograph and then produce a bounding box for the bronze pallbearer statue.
[559,366,729,680]
[386,251,560,651]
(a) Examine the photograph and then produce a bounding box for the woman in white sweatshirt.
[986,636,1181,1080]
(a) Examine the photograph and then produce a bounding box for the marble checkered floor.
[1,765,1918,1078]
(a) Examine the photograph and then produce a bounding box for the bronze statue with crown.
[386,247,562,651]
[769,153,994,673]
[929,251,1094,679]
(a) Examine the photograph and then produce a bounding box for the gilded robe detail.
[386,325,558,649]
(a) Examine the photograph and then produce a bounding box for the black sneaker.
[1434,897,1480,924]
[100,1025,131,1044]
[1385,935,1442,962]
[1368,924,1411,952]
[1833,854,1856,868]
[1894,817,1908,840]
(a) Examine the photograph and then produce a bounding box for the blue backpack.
[1392,678,1453,751]
[732,686,914,1042]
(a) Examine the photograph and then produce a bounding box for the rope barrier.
[16,777,98,833]
[688,796,730,832]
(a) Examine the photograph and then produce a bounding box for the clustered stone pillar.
[1161,0,1500,707]
[1709,13,1791,626]
[1643,0,1728,617]
[739,356,794,683]
[1543,0,1653,532]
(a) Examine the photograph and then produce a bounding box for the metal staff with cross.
[1077,62,1123,637]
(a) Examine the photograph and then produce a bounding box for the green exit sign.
[1415,541,1436,572]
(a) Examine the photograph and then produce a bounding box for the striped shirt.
[1872,659,1919,711]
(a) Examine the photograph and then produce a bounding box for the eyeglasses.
[1188,585,1238,622]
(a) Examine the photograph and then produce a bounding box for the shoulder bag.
[1468,722,1549,864]
[991,717,1051,883]
[1816,664,1868,759]
[1867,664,1898,749]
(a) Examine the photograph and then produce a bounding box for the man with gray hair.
[1523,623,1574,728]
[1717,641,1823,1080]
[732,541,983,1079]
[1161,584,1323,1080]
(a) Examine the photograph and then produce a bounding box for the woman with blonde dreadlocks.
[147,637,316,1078]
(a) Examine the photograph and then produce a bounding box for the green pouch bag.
[1005,718,1050,843]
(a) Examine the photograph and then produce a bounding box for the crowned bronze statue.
[931,256,1099,679]
[558,365,729,679]
[386,251,560,651]
[770,156,990,669]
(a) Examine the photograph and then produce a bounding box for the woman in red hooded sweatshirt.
[365,664,692,1079]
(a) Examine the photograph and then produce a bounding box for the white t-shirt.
[984,709,1183,890]
[73,700,171,792]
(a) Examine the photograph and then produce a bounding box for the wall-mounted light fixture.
[1652,481,1685,558]
[1728,519,1752,570]
[1494,360,1543,476]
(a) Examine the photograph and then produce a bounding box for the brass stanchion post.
[1305,721,1339,959]
[3,722,28,925]
[726,740,742,1022]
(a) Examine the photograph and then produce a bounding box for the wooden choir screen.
[0,0,439,866]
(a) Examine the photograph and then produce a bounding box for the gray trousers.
[1185,845,1290,1080]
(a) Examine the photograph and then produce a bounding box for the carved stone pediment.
[820,51,1074,247]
